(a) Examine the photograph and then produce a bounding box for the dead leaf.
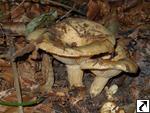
[87,0,100,20]
[97,0,110,17]
[87,0,111,21]
[30,3,42,17]
[11,4,25,22]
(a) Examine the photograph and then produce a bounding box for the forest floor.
[0,0,149,113]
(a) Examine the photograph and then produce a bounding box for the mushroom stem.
[90,70,121,97]
[90,76,109,97]
[66,65,84,87]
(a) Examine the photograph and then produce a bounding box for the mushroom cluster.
[16,18,138,97]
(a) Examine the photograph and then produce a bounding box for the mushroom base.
[90,76,109,97]
[66,65,84,87]
[90,70,121,97]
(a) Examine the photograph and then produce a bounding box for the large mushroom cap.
[54,18,116,46]
[27,18,116,57]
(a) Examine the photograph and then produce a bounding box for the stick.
[17,0,85,16]
[56,4,76,22]
[44,0,85,16]
[9,37,24,113]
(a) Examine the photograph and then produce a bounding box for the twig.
[28,0,85,16]
[47,0,85,16]
[56,4,76,22]
[1,0,85,21]
[10,0,26,15]
[9,37,24,113]
[3,0,26,19]
[0,23,5,40]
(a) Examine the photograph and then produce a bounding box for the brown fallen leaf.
[10,4,25,22]
[29,3,42,18]
[87,0,111,21]
[87,0,100,20]
[0,59,10,67]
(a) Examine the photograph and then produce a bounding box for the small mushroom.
[105,84,118,101]
[80,40,138,97]
[100,101,125,113]
[26,18,116,90]
[100,84,125,113]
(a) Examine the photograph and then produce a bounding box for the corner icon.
[137,100,149,113]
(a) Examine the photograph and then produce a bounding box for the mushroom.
[100,84,125,113]
[105,84,118,101]
[25,18,116,90]
[100,101,125,113]
[80,40,138,97]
